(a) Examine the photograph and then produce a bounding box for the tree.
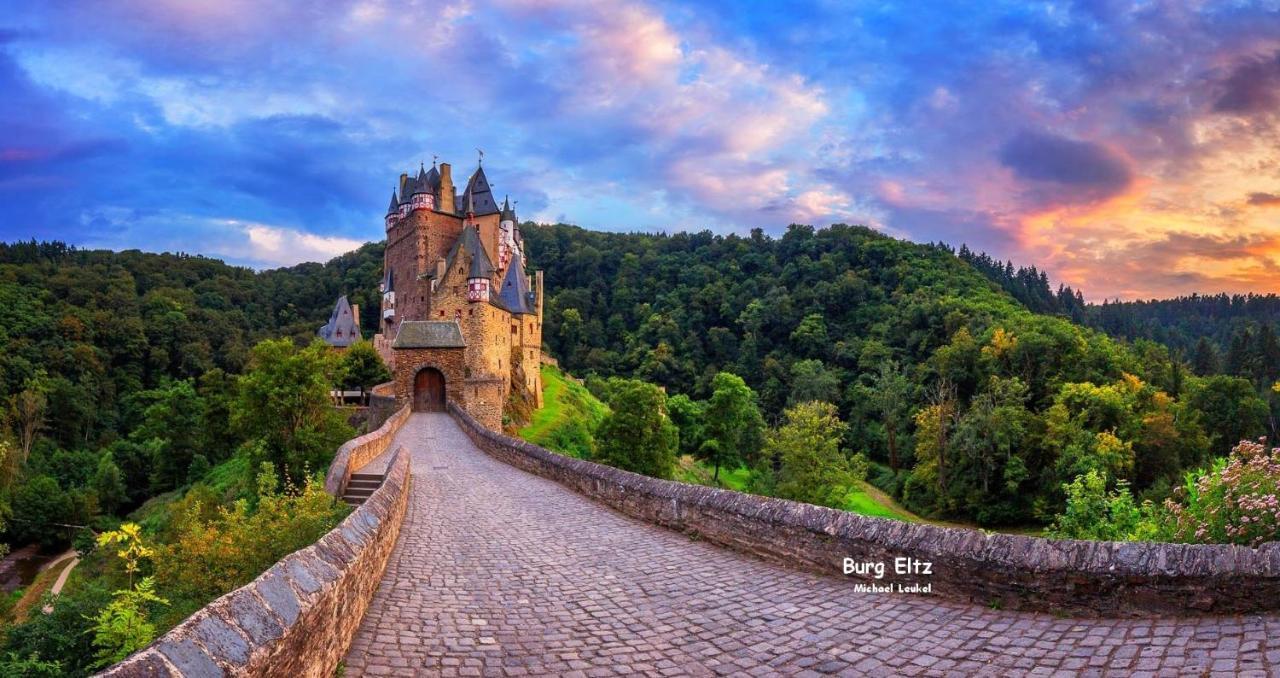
[870,361,911,471]
[7,383,46,478]
[789,359,840,406]
[770,401,855,508]
[94,452,128,515]
[594,380,679,479]
[1191,337,1219,376]
[699,372,765,482]
[10,475,73,548]
[232,339,354,481]
[1186,375,1268,455]
[665,394,706,457]
[131,379,205,492]
[339,341,391,404]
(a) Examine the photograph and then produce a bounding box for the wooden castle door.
[413,368,446,412]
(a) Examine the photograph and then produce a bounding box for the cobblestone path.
[344,414,1279,677]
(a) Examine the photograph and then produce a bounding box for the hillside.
[519,222,1267,524]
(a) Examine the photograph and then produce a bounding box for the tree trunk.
[887,425,898,472]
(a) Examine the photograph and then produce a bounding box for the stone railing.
[324,403,410,496]
[449,403,1280,617]
[98,446,412,677]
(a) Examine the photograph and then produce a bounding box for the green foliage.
[698,373,765,481]
[232,339,353,482]
[0,652,62,677]
[339,341,391,395]
[769,402,856,508]
[90,523,168,667]
[519,365,607,459]
[155,464,348,615]
[1186,375,1268,454]
[1047,471,1157,541]
[10,475,73,548]
[131,379,205,493]
[593,380,679,479]
[94,453,128,515]
[1,582,110,676]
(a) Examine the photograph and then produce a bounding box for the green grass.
[842,482,917,521]
[518,365,608,458]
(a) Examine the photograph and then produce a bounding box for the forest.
[520,223,1278,528]
[0,240,389,675]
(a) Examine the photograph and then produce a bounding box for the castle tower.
[385,191,399,229]
[410,163,435,212]
[375,154,543,431]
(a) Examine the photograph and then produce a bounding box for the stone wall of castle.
[449,403,1280,617]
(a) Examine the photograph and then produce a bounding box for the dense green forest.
[0,240,390,675]
[521,223,1276,525]
[959,245,1280,388]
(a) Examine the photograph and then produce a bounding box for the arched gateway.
[413,367,446,412]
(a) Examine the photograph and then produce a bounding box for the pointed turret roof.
[500,195,516,222]
[460,166,499,216]
[412,164,429,195]
[318,295,360,347]
[443,225,495,281]
[386,191,399,215]
[496,258,534,315]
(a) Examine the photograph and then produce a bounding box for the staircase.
[342,472,384,506]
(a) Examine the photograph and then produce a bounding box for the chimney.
[434,257,446,291]
[398,173,409,199]
[439,163,455,213]
[351,304,360,329]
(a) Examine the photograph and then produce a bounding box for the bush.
[154,464,348,618]
[1047,470,1158,541]
[1161,439,1280,546]
[2,583,111,676]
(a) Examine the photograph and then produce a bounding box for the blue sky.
[2,1,1279,299]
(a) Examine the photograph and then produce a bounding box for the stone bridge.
[340,413,1280,676]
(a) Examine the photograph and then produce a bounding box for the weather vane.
[477,148,484,166]
[432,154,438,167]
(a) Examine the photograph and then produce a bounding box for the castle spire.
[386,190,398,215]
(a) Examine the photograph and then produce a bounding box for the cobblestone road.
[344,414,1279,677]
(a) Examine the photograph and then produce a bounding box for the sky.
[1,1,1279,300]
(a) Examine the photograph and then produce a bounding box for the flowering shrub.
[1162,439,1280,547]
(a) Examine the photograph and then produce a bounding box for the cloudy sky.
[2,1,1279,300]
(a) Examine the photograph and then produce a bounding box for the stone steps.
[342,472,385,506]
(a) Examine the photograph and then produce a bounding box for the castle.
[371,159,544,431]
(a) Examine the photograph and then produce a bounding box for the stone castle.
[371,159,544,431]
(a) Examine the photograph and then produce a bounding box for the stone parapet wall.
[324,403,410,496]
[98,446,412,677]
[449,403,1280,617]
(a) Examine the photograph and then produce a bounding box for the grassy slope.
[518,364,609,458]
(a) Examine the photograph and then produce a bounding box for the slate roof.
[381,266,394,293]
[442,225,495,280]
[500,195,516,222]
[393,321,467,348]
[318,295,360,347]
[386,191,399,215]
[461,166,499,216]
[496,259,534,315]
